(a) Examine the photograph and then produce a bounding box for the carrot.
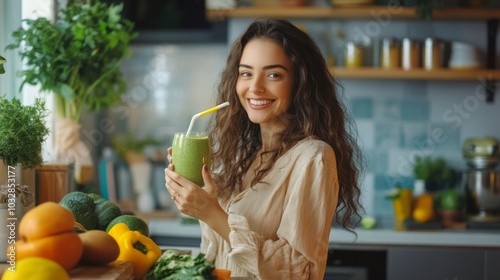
[213,268,232,280]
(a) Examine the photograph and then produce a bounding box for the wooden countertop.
[0,261,134,280]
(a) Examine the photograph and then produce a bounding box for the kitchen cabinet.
[387,247,500,280]
[207,6,500,100]
[485,250,500,280]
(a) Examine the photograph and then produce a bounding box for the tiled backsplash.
[103,18,500,225]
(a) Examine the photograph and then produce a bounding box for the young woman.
[165,18,363,279]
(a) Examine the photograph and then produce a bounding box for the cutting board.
[0,261,134,280]
[69,261,134,280]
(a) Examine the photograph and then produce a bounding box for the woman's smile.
[248,98,275,108]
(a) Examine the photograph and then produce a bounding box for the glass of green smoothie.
[171,132,211,186]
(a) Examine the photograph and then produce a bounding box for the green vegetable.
[360,216,377,229]
[145,250,216,280]
[7,1,137,122]
[0,96,50,168]
[60,199,98,230]
[94,200,122,231]
[87,193,106,204]
[106,215,150,237]
[59,191,122,230]
[59,191,95,207]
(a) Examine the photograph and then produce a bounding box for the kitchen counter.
[148,217,500,249]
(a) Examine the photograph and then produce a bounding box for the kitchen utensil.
[462,169,500,222]
[462,136,499,169]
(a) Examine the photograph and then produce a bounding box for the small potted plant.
[0,56,40,250]
[413,155,456,192]
[0,54,47,175]
[436,188,464,227]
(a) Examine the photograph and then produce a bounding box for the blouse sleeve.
[227,146,339,280]
[200,219,219,263]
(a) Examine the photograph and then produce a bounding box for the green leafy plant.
[413,156,456,189]
[0,95,50,168]
[111,133,162,162]
[0,55,5,74]
[6,0,137,122]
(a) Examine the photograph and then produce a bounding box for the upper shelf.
[207,7,500,21]
[331,67,500,80]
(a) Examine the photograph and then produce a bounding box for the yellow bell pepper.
[108,223,162,279]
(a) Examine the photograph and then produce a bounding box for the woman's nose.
[249,77,265,94]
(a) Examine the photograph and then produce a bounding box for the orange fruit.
[19,202,75,241]
[412,194,435,223]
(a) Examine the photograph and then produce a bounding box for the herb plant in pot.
[0,95,49,205]
[7,0,136,184]
[0,56,44,259]
[0,55,49,187]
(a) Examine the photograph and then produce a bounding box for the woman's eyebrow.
[239,64,288,71]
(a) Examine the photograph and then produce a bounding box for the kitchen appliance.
[463,136,499,169]
[461,137,500,224]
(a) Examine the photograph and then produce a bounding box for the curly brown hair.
[208,18,364,230]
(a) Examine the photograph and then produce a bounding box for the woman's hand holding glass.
[164,147,220,222]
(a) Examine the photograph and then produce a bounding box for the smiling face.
[236,38,294,130]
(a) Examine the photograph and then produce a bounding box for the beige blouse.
[200,138,339,279]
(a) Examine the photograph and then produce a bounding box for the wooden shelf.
[207,7,500,21]
[331,67,500,80]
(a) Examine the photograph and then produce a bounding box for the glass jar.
[402,38,421,70]
[344,41,364,68]
[381,38,401,69]
[423,38,443,70]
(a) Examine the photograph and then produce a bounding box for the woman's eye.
[268,72,281,79]
[240,71,252,78]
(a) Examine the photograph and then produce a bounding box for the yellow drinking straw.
[186,101,230,135]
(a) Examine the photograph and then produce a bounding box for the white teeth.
[249,99,273,106]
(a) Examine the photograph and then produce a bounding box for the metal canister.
[381,38,401,69]
[402,38,421,70]
[423,38,443,70]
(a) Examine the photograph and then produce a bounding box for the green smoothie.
[171,132,211,186]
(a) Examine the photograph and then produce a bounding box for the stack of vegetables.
[2,191,231,280]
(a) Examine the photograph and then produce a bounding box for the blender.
[461,137,500,225]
